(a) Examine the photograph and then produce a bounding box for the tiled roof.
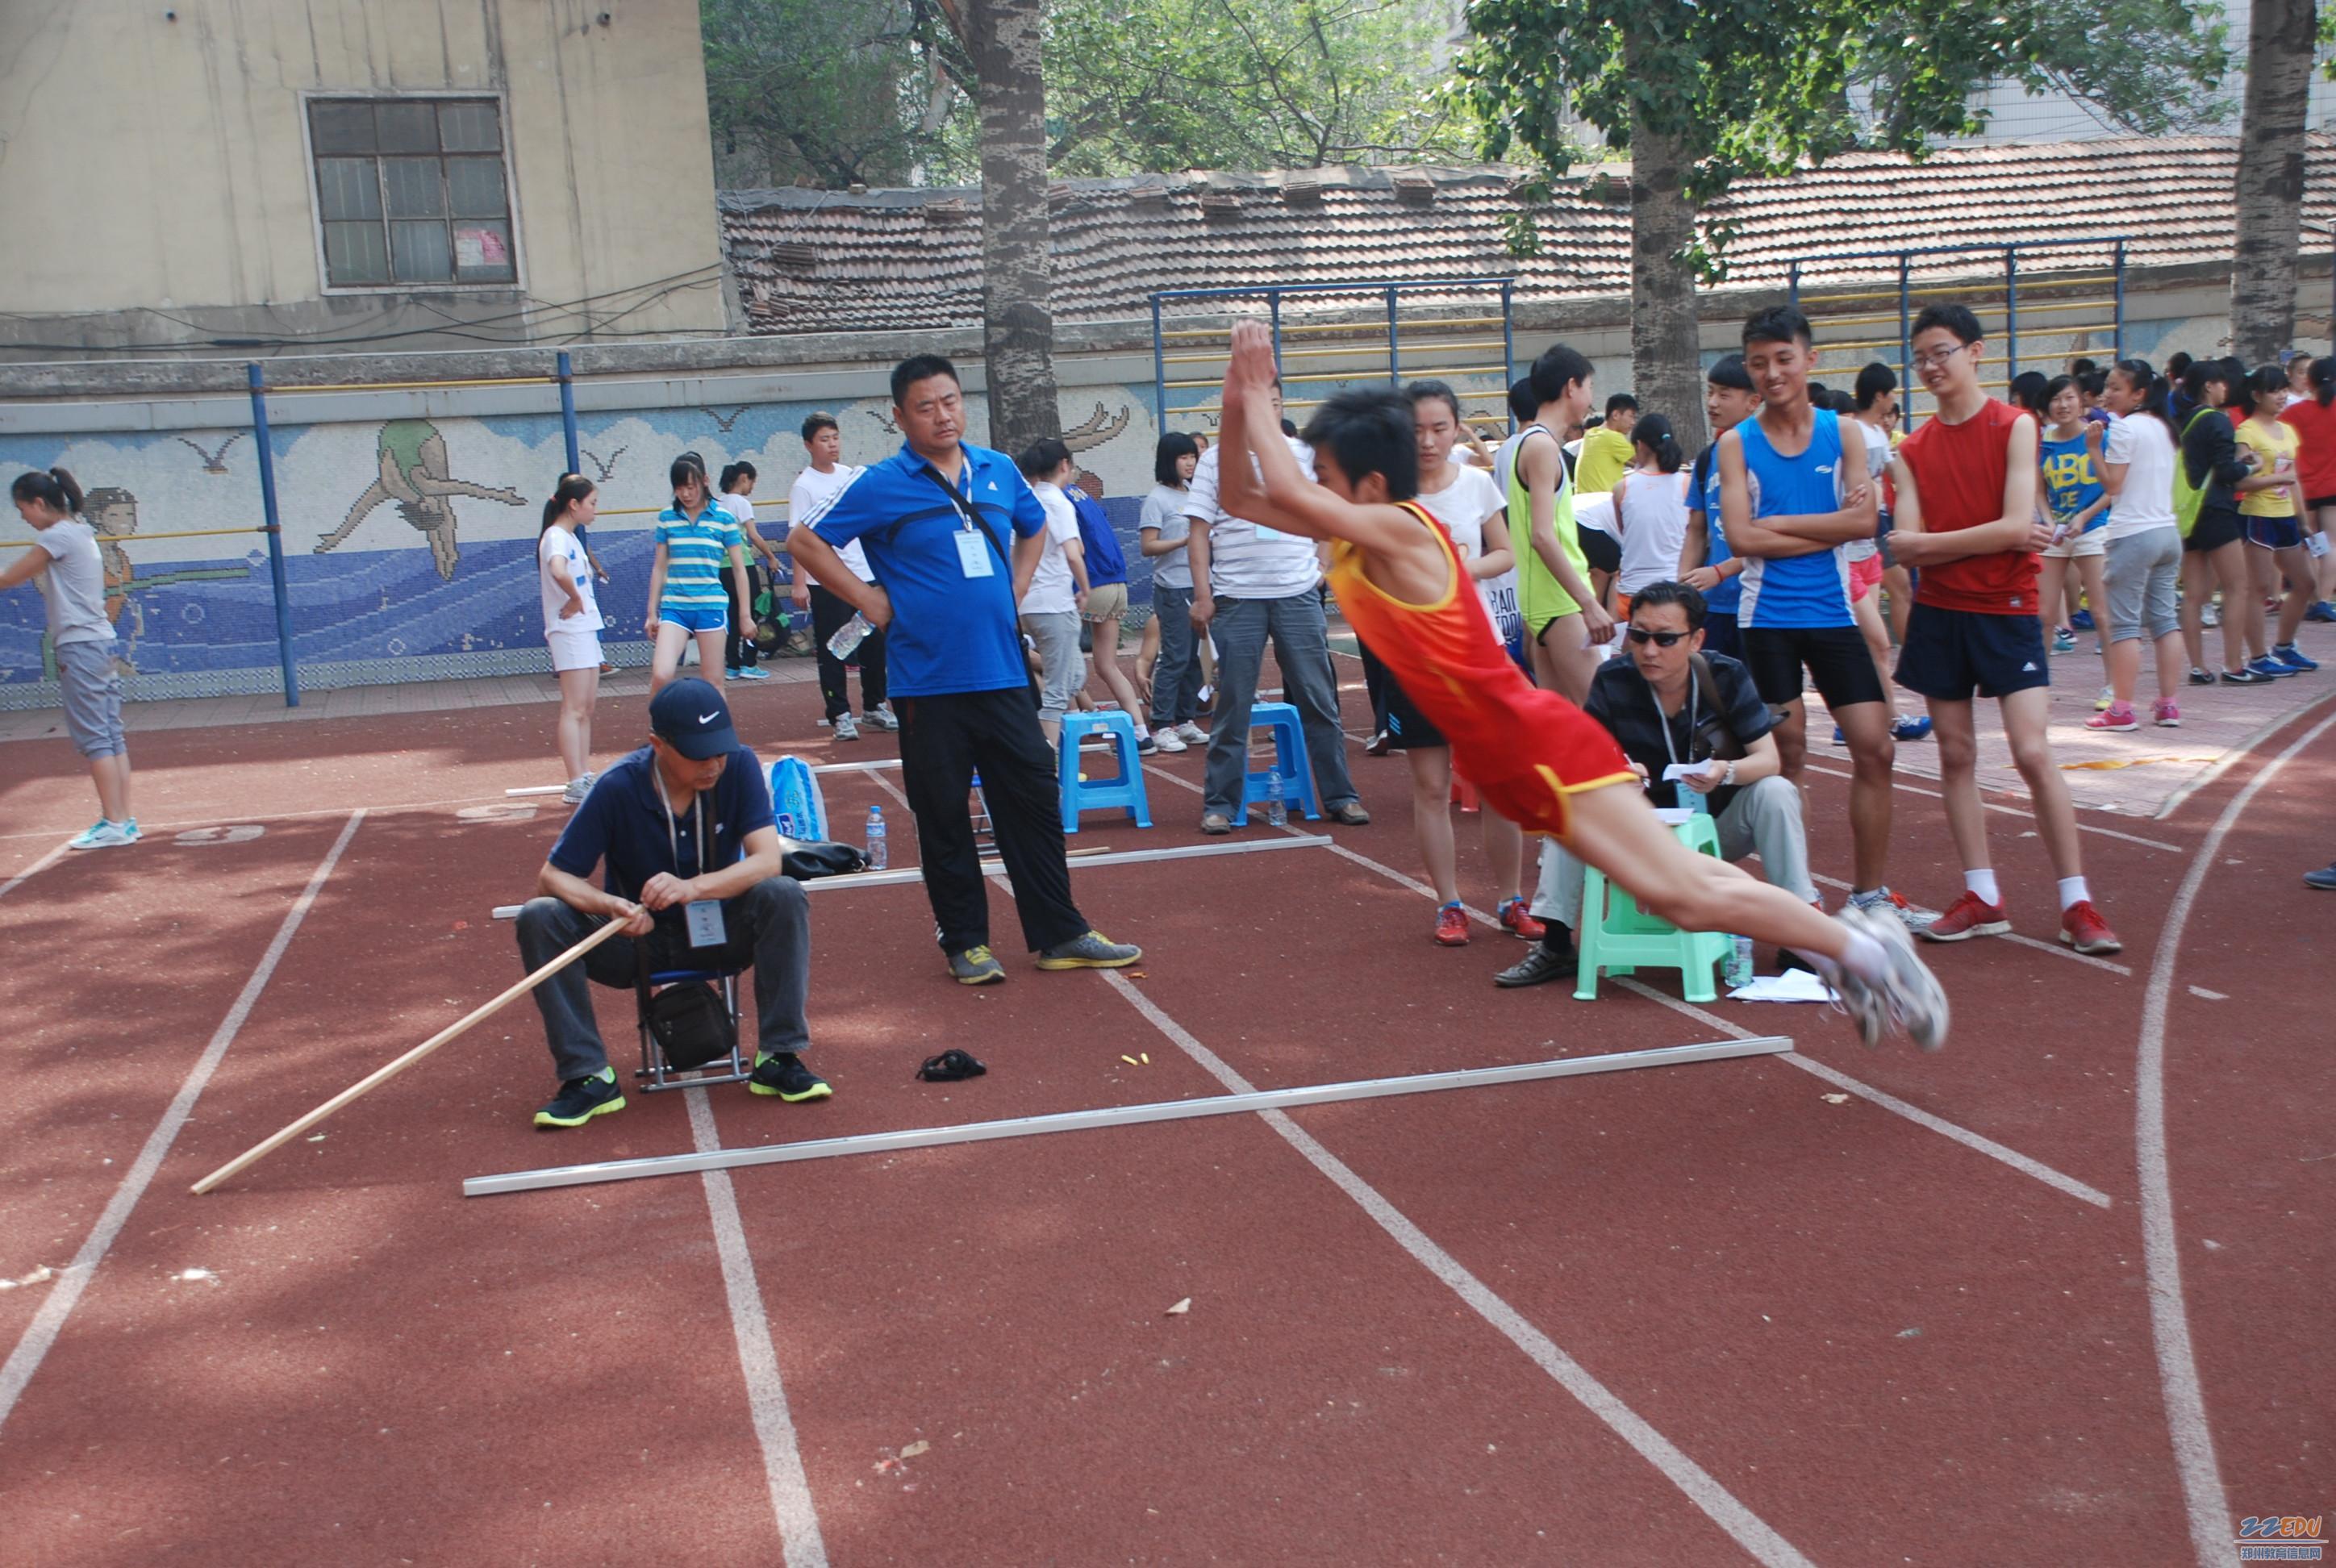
[719,136,2335,335]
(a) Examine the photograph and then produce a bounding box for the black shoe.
[749,1052,832,1101]
[533,1072,625,1128]
[2221,667,2273,686]
[1494,943,1578,988]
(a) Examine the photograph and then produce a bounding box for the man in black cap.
[515,676,826,1127]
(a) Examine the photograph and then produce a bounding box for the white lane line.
[2136,707,2336,1567]
[2184,986,2225,1002]
[1804,870,2134,978]
[683,1090,830,1568]
[1099,971,1817,1568]
[0,790,544,846]
[0,809,366,1436]
[2154,690,2336,820]
[0,841,69,903]
[1796,761,2181,852]
[1614,982,2114,1210]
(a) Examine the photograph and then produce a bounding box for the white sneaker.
[1151,728,1187,753]
[833,713,861,741]
[562,774,594,805]
[1833,907,1950,1053]
[1174,721,1208,745]
[2094,684,2114,712]
[68,819,136,850]
[862,703,900,732]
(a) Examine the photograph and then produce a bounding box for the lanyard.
[652,768,708,882]
[918,461,982,533]
[1657,678,1697,771]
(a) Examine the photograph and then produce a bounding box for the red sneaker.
[1918,890,2010,943]
[1499,899,1546,940]
[2059,899,2122,955]
[1433,903,1470,947]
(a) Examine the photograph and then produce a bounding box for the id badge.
[955,529,995,578]
[684,899,728,948]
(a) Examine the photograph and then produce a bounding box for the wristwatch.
[1722,761,1737,787]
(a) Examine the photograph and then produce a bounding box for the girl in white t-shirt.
[539,473,604,803]
[4,466,136,848]
[1404,382,1538,944]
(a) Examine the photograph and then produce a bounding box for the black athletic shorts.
[1382,672,1447,749]
[1740,623,1886,711]
[1700,612,1743,661]
[1893,603,2050,702]
[1577,524,1621,575]
[2183,504,2245,553]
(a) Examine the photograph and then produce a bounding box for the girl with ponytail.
[5,468,136,847]
[539,473,604,803]
[1608,414,1690,617]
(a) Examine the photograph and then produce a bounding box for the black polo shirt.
[548,745,774,899]
[1582,652,1773,815]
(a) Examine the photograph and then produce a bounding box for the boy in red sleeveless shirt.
[1212,319,1949,1050]
[1891,303,2121,954]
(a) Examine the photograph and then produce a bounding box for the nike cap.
[649,677,739,760]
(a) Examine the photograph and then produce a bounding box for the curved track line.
[2136,706,2336,1567]
[2153,690,2336,822]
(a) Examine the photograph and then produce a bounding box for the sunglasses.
[1626,628,1692,647]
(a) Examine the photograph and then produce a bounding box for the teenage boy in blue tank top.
[1717,307,1910,923]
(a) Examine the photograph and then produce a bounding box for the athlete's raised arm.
[1217,321,1419,559]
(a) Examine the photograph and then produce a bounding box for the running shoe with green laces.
[949,945,1007,985]
[1036,930,1142,970]
[533,1071,625,1128]
[749,1052,832,1101]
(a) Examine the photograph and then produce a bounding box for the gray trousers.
[515,876,811,1082]
[1147,583,1206,728]
[1533,775,1815,928]
[1202,586,1358,815]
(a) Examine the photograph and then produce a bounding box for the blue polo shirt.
[807,440,1047,697]
[549,745,774,900]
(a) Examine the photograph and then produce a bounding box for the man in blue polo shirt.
[515,678,827,1127]
[787,354,1142,986]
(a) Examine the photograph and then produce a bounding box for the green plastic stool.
[1574,811,1732,1002]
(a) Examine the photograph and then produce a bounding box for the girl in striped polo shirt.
[645,452,752,694]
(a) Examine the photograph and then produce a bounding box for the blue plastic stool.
[1229,701,1322,826]
[1058,711,1153,832]
[1573,811,1731,1003]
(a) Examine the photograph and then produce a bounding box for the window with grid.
[308,98,517,287]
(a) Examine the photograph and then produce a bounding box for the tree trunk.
[1625,46,1707,453]
[2229,0,2315,361]
[963,0,1061,453]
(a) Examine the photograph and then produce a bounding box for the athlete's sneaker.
[1173,721,1208,746]
[1365,729,1392,756]
[533,1072,625,1128]
[121,818,140,842]
[1848,886,1929,933]
[1831,725,1846,744]
[2271,642,2320,672]
[749,1052,832,1101]
[1037,930,1142,970]
[66,819,136,851]
[1494,938,1577,987]
[2085,703,2138,732]
[2188,666,2218,686]
[1498,898,1546,940]
[2069,608,2096,632]
[724,665,743,680]
[2305,861,2336,890]
[2058,900,2122,955]
[1891,715,1933,741]
[948,945,1006,985]
[2247,655,2299,680]
[2050,627,2077,653]
[862,703,900,731]
[561,772,596,805]
[2305,600,2336,624]
[2201,600,2221,628]
[832,712,861,740]
[1151,728,1187,753]
[1833,906,1950,1052]
[1433,903,1470,946]
[2093,685,2115,711]
[2152,698,2182,727]
[1919,890,2010,942]
[1136,735,1159,756]
[2221,665,2273,686]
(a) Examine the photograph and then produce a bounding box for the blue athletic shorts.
[2246,515,2303,551]
[1894,603,2050,703]
[660,603,728,633]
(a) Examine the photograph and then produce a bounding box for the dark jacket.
[2180,408,2251,516]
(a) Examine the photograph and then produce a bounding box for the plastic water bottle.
[827,612,874,661]
[1265,769,1287,828]
[1724,933,1754,990]
[866,807,888,870]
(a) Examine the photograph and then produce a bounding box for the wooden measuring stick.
[190,915,632,1195]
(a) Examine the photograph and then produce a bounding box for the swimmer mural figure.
[315,419,525,579]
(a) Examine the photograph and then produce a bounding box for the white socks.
[1964,869,2001,907]
[2057,876,2090,911]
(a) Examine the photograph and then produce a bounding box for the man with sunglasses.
[1498,581,1816,986]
